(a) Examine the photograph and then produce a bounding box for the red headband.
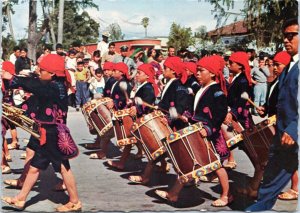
[229,51,252,86]
[164,56,187,84]
[138,63,159,96]
[103,61,114,70]
[273,51,291,66]
[39,54,66,77]
[113,62,130,80]
[184,62,197,75]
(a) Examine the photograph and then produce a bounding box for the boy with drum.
[155,55,232,207]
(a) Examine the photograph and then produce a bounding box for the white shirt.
[268,80,278,100]
[161,78,176,99]
[287,53,299,73]
[194,82,217,111]
[9,54,17,65]
[97,41,109,57]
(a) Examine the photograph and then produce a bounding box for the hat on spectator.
[164,56,187,84]
[102,32,110,38]
[229,51,252,86]
[273,51,291,66]
[186,45,196,53]
[184,62,197,75]
[114,62,129,80]
[103,62,114,70]
[39,54,66,77]
[2,61,15,75]
[120,45,129,52]
[137,64,159,96]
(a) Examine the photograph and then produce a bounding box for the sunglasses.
[283,32,298,41]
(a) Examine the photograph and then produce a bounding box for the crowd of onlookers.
[5,31,278,115]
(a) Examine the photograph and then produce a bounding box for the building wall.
[85,39,161,57]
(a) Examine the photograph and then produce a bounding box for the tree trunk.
[28,0,48,63]
[0,0,3,60]
[57,0,65,44]
[6,4,15,42]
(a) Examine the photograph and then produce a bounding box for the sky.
[7,0,245,41]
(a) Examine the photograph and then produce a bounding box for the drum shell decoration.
[221,120,244,148]
[82,98,113,136]
[131,110,172,161]
[113,109,137,146]
[163,122,221,184]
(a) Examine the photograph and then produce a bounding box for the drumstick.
[134,97,168,113]
[119,81,132,106]
[241,92,260,109]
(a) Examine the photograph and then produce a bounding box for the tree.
[167,22,195,51]
[107,23,124,41]
[52,2,99,48]
[141,17,149,37]
[57,0,64,44]
[208,0,298,49]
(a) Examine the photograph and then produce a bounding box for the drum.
[162,122,221,184]
[242,115,276,169]
[221,120,244,148]
[113,109,137,146]
[131,110,173,161]
[82,98,113,136]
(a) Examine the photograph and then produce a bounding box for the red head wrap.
[184,62,197,75]
[39,54,66,77]
[229,51,252,86]
[164,56,187,84]
[273,51,291,66]
[197,56,227,96]
[2,61,15,75]
[113,62,130,80]
[103,61,114,70]
[137,64,159,96]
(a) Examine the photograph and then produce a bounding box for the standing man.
[250,58,270,115]
[246,18,299,211]
[114,45,137,79]
[97,32,110,57]
[9,46,20,65]
[101,42,119,67]
[167,46,176,57]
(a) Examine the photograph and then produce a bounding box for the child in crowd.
[74,61,89,111]
[88,68,105,99]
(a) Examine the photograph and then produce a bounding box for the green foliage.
[107,23,124,41]
[208,0,298,49]
[167,22,195,51]
[51,1,99,48]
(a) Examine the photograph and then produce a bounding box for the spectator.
[250,58,270,115]
[74,61,90,111]
[97,32,110,57]
[101,42,118,67]
[9,46,20,65]
[15,48,31,75]
[88,68,105,99]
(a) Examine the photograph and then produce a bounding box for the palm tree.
[141,17,149,38]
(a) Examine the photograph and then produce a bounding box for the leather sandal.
[2,166,12,174]
[223,161,237,169]
[3,179,23,189]
[1,196,26,211]
[155,190,178,203]
[20,153,27,160]
[89,152,106,160]
[7,143,20,150]
[56,201,82,212]
[278,189,298,200]
[6,155,12,162]
[107,160,124,170]
[128,175,149,184]
[211,195,233,207]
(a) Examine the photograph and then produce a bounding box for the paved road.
[1,107,298,212]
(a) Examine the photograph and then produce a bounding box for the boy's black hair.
[77,61,84,66]
[95,68,104,74]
